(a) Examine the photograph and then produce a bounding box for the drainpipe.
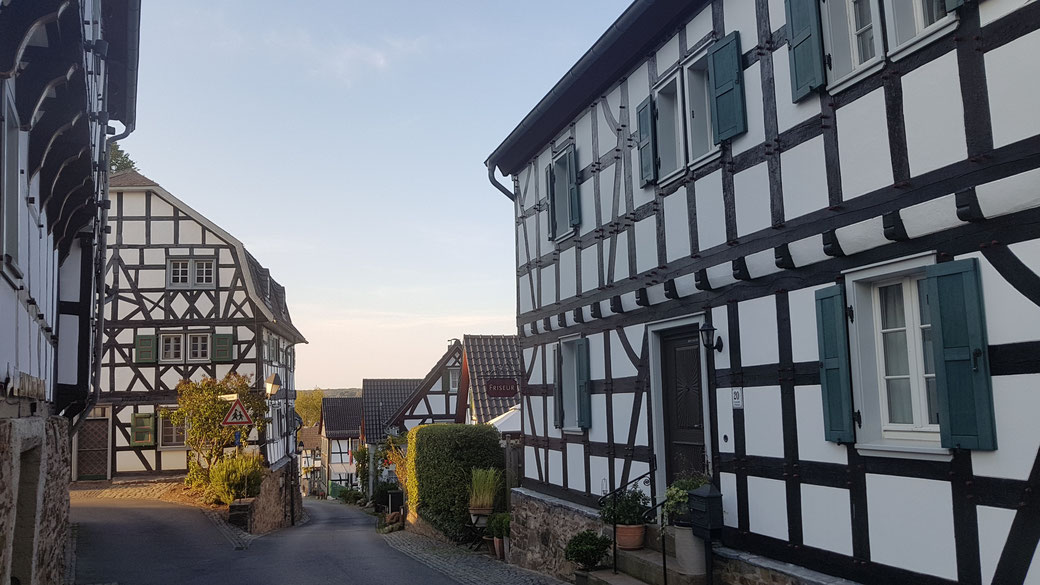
[486,164,515,201]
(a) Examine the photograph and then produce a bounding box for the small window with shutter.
[130,413,156,447]
[546,145,579,241]
[553,337,591,432]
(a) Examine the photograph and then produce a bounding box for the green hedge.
[408,424,503,541]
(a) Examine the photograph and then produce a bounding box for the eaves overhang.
[485,0,707,184]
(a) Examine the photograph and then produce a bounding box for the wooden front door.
[662,329,706,482]
[77,418,109,480]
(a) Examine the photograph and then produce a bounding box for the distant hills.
[318,388,361,398]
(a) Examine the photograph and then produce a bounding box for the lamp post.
[265,372,295,527]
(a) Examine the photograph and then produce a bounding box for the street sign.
[221,398,253,426]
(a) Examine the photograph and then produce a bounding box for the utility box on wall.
[688,484,724,539]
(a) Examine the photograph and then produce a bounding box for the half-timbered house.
[75,170,307,479]
[298,424,323,496]
[0,1,140,582]
[320,396,362,495]
[360,378,419,493]
[387,339,465,431]
[487,0,1040,583]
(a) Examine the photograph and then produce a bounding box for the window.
[160,414,186,448]
[884,0,955,55]
[552,337,591,432]
[654,75,684,178]
[821,0,883,83]
[816,256,997,453]
[167,258,216,288]
[187,333,210,362]
[160,333,183,363]
[684,55,717,163]
[130,413,156,446]
[449,368,460,393]
[547,145,579,240]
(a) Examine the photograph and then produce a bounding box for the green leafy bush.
[599,486,650,525]
[488,513,511,538]
[664,474,711,521]
[338,488,365,505]
[407,424,503,541]
[209,453,264,504]
[565,530,611,571]
[372,480,398,510]
[185,460,209,488]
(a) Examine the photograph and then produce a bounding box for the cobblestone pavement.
[69,479,180,500]
[384,529,567,585]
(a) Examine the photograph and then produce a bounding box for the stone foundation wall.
[714,547,860,585]
[249,461,303,534]
[510,487,607,582]
[0,415,71,585]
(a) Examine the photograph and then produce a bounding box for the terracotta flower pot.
[615,524,646,550]
[494,536,504,559]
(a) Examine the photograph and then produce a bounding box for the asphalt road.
[71,498,462,585]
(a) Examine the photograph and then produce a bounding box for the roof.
[464,334,522,424]
[245,251,306,343]
[320,397,363,440]
[298,425,321,450]
[486,0,706,179]
[387,340,464,427]
[361,379,421,444]
[488,405,522,434]
[109,169,157,188]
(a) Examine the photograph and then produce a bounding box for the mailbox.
[687,484,723,539]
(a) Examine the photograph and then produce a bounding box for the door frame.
[647,314,713,501]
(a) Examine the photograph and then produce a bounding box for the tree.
[294,388,324,427]
[163,373,268,472]
[109,142,137,172]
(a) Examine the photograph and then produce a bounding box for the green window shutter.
[130,413,155,446]
[576,338,592,430]
[926,259,996,450]
[707,32,748,144]
[546,165,557,240]
[212,334,234,363]
[785,0,826,102]
[945,0,963,12]
[815,285,855,443]
[553,345,564,429]
[636,96,657,186]
[566,147,581,229]
[135,334,157,364]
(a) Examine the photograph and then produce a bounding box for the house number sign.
[731,387,744,410]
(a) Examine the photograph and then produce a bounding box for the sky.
[121,1,632,389]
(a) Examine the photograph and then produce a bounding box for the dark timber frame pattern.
[495,1,1040,583]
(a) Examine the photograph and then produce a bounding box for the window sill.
[887,17,959,63]
[562,427,585,435]
[658,166,686,188]
[825,58,885,96]
[553,229,578,245]
[158,445,187,451]
[687,148,722,173]
[855,441,952,462]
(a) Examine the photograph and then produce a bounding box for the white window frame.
[159,333,184,364]
[548,148,578,242]
[167,259,191,288]
[844,253,950,459]
[652,71,686,184]
[449,368,460,393]
[187,333,210,363]
[159,410,187,449]
[192,258,215,288]
[681,47,722,171]
[820,0,886,93]
[556,335,582,434]
[883,0,958,62]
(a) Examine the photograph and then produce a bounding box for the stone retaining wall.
[249,462,303,534]
[714,547,860,585]
[510,488,607,582]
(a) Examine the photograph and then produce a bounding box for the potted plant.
[489,513,510,559]
[599,486,650,550]
[469,467,501,524]
[664,474,711,574]
[565,529,612,582]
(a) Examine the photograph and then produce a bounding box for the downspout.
[486,163,515,201]
[72,1,141,436]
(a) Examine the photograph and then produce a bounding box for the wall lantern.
[700,323,724,353]
[265,372,282,396]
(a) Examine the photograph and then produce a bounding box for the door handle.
[972,348,983,372]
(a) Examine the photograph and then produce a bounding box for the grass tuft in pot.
[469,467,502,514]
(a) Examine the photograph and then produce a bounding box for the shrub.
[407,424,503,541]
[488,513,510,538]
[185,460,209,488]
[209,453,264,504]
[664,474,711,520]
[469,468,501,510]
[599,486,650,525]
[338,488,365,505]
[565,530,611,571]
[372,480,398,511]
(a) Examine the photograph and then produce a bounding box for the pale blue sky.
[122,1,631,388]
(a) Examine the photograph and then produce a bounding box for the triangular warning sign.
[221,398,253,426]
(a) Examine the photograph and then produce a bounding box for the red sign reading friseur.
[486,378,518,398]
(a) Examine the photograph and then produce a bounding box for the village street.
[71,497,535,585]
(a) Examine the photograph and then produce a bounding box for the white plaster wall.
[866,474,957,580]
[632,150,656,209]
[664,188,692,262]
[575,111,593,164]
[581,245,599,293]
[788,234,828,267]
[567,443,587,492]
[635,216,658,274]
[599,163,621,220]
[160,449,188,470]
[656,32,681,72]
[529,396,546,437]
[715,387,735,454]
[977,505,1016,585]
[781,136,829,220]
[743,386,784,458]
[610,330,639,378]
[598,101,620,160]
[773,45,823,132]
[58,244,81,302]
[540,266,556,307]
[589,394,608,443]
[635,393,649,446]
[975,167,1040,220]
[612,392,635,446]
[151,195,174,216]
[588,332,606,380]
[121,221,145,245]
[548,448,563,487]
[972,374,1040,481]
[731,62,765,157]
[795,385,848,464]
[838,88,893,200]
[767,0,787,32]
[738,295,778,366]
[724,0,759,47]
[789,285,822,363]
[986,28,1040,149]
[900,194,964,238]
[116,451,149,473]
[519,274,533,314]
[611,231,630,282]
[834,216,887,256]
[589,455,610,495]
[967,251,1040,345]
[627,63,651,124]
[525,446,539,480]
[721,472,739,528]
[151,220,173,244]
[711,305,731,369]
[695,170,726,249]
[734,162,772,237]
[57,315,79,385]
[747,476,788,540]
[559,247,576,301]
[122,192,146,216]
[686,5,713,45]
[579,178,597,237]
[801,484,853,555]
[136,267,165,289]
[902,51,966,177]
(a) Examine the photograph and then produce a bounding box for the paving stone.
[384,530,568,585]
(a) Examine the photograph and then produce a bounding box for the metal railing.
[598,471,654,577]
